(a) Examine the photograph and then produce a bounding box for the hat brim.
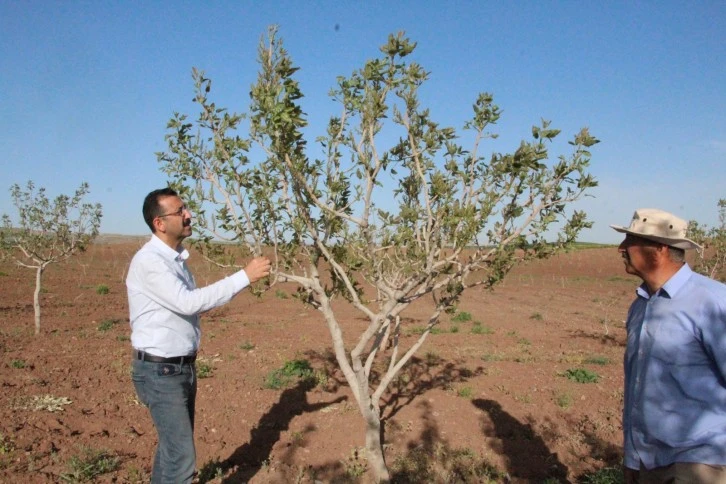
[610,224,702,250]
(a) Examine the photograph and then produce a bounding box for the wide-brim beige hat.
[610,208,702,250]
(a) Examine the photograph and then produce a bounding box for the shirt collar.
[636,263,692,300]
[150,234,190,262]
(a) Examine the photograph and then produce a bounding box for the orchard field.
[0,238,646,483]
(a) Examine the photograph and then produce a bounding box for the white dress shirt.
[126,235,250,357]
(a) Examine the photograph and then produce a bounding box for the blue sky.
[1,1,724,244]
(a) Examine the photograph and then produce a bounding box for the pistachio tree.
[689,199,726,282]
[157,28,598,482]
[1,181,103,335]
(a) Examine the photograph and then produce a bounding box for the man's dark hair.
[142,188,178,233]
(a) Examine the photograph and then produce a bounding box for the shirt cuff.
[231,268,251,291]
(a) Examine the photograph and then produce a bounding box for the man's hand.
[244,256,271,283]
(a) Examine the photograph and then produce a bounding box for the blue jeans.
[132,358,197,484]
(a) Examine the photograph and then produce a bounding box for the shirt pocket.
[651,321,713,405]
[650,319,707,366]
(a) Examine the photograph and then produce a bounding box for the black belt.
[134,350,196,364]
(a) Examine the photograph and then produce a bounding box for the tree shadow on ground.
[561,413,623,481]
[282,399,504,483]
[295,348,484,450]
[210,349,485,482]
[217,377,346,483]
[298,347,484,422]
[473,398,569,482]
[387,399,504,483]
[381,354,485,422]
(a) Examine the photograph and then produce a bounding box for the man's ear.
[152,217,165,234]
[655,243,670,258]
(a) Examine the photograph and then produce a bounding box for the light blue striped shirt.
[623,263,726,470]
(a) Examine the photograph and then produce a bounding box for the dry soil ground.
[0,240,653,483]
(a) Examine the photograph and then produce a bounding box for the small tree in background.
[1,181,103,335]
[158,27,598,482]
[689,199,726,282]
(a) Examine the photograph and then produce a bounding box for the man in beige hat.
[612,208,726,483]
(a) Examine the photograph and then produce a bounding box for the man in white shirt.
[126,188,270,484]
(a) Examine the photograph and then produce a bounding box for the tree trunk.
[363,405,390,482]
[319,295,391,481]
[33,265,43,335]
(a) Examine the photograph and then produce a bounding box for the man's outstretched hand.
[244,256,272,283]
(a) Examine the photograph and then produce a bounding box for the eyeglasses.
[157,205,188,218]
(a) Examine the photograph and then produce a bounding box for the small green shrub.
[0,434,15,454]
[607,276,632,283]
[555,391,573,408]
[197,457,225,482]
[452,311,472,323]
[264,359,314,389]
[125,466,146,483]
[481,351,504,362]
[457,386,473,398]
[450,325,459,333]
[196,360,214,379]
[584,356,611,365]
[313,369,330,388]
[97,319,121,332]
[290,430,305,446]
[471,321,494,335]
[579,465,625,484]
[396,372,411,386]
[11,359,26,369]
[343,447,367,479]
[60,446,120,482]
[0,271,8,277]
[425,351,442,366]
[409,325,444,335]
[514,393,532,403]
[95,284,110,295]
[239,341,255,351]
[564,368,600,383]
[529,312,543,320]
[274,289,288,299]
[514,354,535,364]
